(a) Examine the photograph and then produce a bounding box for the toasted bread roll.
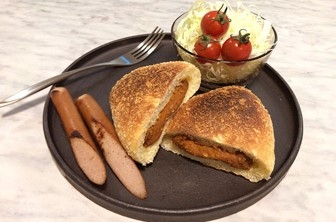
[76,94,147,199]
[161,86,275,182]
[110,61,201,165]
[50,87,106,185]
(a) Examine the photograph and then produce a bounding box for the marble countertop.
[0,0,335,221]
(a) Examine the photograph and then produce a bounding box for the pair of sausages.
[50,87,147,199]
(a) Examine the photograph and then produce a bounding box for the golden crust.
[110,61,201,165]
[162,86,275,182]
[111,61,188,133]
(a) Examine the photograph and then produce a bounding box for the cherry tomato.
[221,29,252,61]
[194,35,221,63]
[201,5,231,39]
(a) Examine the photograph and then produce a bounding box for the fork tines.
[131,27,165,60]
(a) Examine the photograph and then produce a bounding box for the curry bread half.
[110,61,201,165]
[161,86,275,182]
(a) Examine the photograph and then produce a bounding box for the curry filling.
[144,80,189,147]
[172,135,253,170]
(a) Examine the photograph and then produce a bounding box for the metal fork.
[0,27,165,108]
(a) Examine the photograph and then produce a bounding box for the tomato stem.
[215,4,231,24]
[231,29,250,45]
[217,4,224,13]
[198,34,218,49]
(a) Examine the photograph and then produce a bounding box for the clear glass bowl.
[171,12,278,91]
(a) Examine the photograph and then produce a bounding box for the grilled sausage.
[50,87,106,185]
[76,94,147,199]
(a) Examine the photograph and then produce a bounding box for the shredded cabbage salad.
[175,0,275,58]
[173,0,277,83]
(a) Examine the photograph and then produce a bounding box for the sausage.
[144,80,189,147]
[50,87,107,185]
[75,94,147,199]
[172,135,253,170]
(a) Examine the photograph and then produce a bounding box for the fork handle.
[0,63,108,108]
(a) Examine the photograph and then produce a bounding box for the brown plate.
[43,34,303,222]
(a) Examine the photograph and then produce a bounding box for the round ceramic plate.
[43,34,303,222]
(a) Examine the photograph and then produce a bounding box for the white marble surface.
[0,0,335,221]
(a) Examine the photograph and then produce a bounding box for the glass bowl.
[171,12,278,91]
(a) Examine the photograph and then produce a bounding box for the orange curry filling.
[144,80,189,147]
[172,135,253,170]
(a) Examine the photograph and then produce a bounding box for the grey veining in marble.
[0,0,335,221]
